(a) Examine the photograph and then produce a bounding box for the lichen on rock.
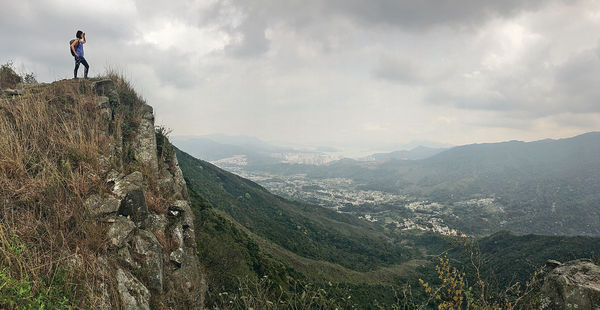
[540,259,600,309]
[116,267,151,310]
[94,77,205,309]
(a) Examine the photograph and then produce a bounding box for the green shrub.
[0,62,23,89]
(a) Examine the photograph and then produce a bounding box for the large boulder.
[107,216,136,248]
[97,96,112,122]
[116,268,150,310]
[118,189,149,228]
[168,200,195,247]
[540,259,600,310]
[133,103,159,175]
[92,79,115,96]
[158,152,188,200]
[131,230,164,292]
[84,194,120,218]
[111,171,144,198]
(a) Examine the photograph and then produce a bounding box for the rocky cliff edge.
[0,75,205,309]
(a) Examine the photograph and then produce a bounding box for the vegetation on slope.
[178,143,600,308]
[3,61,597,309]
[176,148,414,272]
[250,133,600,236]
[0,65,112,307]
[0,64,153,308]
[187,184,425,309]
[176,143,600,309]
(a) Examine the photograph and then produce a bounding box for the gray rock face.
[166,246,205,309]
[145,213,167,233]
[97,96,111,122]
[133,104,159,175]
[84,194,120,218]
[119,189,149,228]
[171,154,188,199]
[116,268,150,310]
[92,79,115,96]
[169,247,184,268]
[132,230,164,292]
[86,78,205,308]
[158,152,188,200]
[108,216,136,248]
[112,171,144,198]
[540,259,600,310]
[168,200,196,247]
[117,247,140,270]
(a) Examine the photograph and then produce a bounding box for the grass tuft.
[0,70,124,307]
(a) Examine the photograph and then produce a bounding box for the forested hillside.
[176,145,600,308]
[246,133,600,236]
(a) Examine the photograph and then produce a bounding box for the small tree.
[419,239,545,309]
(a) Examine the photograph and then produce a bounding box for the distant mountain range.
[172,135,345,166]
[197,132,600,237]
[171,135,286,163]
[361,146,447,161]
[172,135,449,167]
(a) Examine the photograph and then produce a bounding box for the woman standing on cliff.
[71,30,89,79]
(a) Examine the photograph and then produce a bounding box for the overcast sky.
[2,0,600,153]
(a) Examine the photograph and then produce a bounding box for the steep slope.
[176,143,600,308]
[0,73,204,309]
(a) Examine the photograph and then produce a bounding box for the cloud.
[213,0,559,31]
[426,44,600,117]
[2,0,600,151]
[321,0,552,29]
[225,17,270,57]
[362,122,390,132]
[200,0,565,59]
[552,47,600,113]
[373,54,425,84]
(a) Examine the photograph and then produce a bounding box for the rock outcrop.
[540,259,600,310]
[85,79,205,309]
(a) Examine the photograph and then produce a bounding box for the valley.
[215,165,463,236]
[193,132,600,237]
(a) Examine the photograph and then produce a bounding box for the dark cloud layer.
[1,0,599,150]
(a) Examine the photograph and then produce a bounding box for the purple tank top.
[76,40,84,57]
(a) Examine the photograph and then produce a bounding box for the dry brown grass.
[0,79,115,307]
[0,62,23,89]
[153,230,178,253]
[146,192,170,216]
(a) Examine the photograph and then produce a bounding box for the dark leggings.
[74,56,89,78]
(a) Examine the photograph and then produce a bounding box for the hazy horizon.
[2,1,600,149]
[172,130,598,158]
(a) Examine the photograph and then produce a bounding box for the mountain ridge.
[240,131,600,236]
[2,64,599,309]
